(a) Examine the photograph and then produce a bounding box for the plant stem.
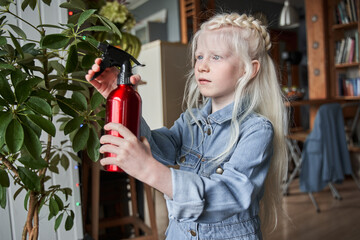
[0,155,19,178]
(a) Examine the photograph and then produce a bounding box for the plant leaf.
[9,32,24,58]
[64,116,84,135]
[0,185,6,209]
[71,92,87,111]
[8,24,27,40]
[26,96,52,117]
[0,111,13,147]
[65,44,78,74]
[18,155,48,169]
[72,125,89,152]
[60,0,86,10]
[18,167,41,192]
[54,194,64,210]
[77,9,96,28]
[11,68,27,87]
[23,125,42,159]
[90,92,105,110]
[65,214,74,231]
[55,212,64,231]
[87,127,100,162]
[0,73,15,104]
[0,169,10,187]
[24,190,30,210]
[27,114,56,137]
[0,36,7,45]
[49,196,59,216]
[41,34,69,49]
[82,25,110,32]
[5,119,24,153]
[56,95,79,117]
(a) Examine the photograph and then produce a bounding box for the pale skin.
[85,30,260,199]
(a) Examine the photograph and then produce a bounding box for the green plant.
[0,0,132,239]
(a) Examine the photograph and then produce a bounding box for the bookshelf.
[327,0,360,99]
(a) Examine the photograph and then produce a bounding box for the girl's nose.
[198,60,209,72]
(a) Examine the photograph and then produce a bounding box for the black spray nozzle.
[91,42,145,82]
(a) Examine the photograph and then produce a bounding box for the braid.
[202,13,272,51]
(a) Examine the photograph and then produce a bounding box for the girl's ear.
[250,60,260,79]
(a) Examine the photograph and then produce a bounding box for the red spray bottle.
[92,43,144,172]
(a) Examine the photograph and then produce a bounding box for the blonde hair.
[183,12,288,233]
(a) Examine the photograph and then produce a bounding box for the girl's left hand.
[99,122,154,181]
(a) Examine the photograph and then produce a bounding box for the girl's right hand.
[85,58,142,98]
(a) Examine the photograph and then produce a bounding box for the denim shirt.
[141,100,274,240]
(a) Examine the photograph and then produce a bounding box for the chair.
[284,103,360,212]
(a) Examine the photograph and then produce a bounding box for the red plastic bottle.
[103,61,142,172]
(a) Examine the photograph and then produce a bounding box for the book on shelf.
[338,73,360,96]
[335,0,358,24]
[335,33,358,64]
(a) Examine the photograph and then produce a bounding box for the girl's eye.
[196,55,203,61]
[213,55,221,60]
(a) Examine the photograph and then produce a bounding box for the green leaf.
[56,95,79,117]
[77,9,96,28]
[0,63,16,71]
[0,169,10,187]
[64,116,84,135]
[65,214,74,231]
[41,34,69,49]
[49,197,59,216]
[42,0,51,6]
[53,83,84,91]
[0,73,15,104]
[72,125,89,152]
[0,185,6,209]
[87,127,100,162]
[18,155,48,169]
[71,92,87,111]
[0,111,13,147]
[82,25,110,32]
[55,212,64,231]
[90,92,105,110]
[8,24,27,40]
[26,96,52,117]
[0,36,7,46]
[77,41,97,53]
[65,44,78,74]
[9,32,24,58]
[54,194,64,210]
[24,190,30,210]
[49,61,65,74]
[18,167,41,192]
[27,114,56,137]
[97,15,122,39]
[5,119,24,153]
[23,125,42,159]
[11,68,27,87]
[60,155,70,170]
[13,186,25,200]
[60,0,86,10]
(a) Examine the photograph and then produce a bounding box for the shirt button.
[206,128,211,135]
[190,230,196,236]
[179,156,186,163]
[216,167,224,174]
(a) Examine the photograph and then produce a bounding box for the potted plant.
[0,0,139,239]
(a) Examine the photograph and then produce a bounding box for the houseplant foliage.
[0,0,129,239]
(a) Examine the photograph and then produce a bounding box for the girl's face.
[194,29,245,108]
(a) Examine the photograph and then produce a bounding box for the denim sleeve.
[165,120,274,223]
[140,115,185,166]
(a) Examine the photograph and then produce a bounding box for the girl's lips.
[198,78,211,85]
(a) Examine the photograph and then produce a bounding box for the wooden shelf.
[335,62,360,68]
[332,22,358,30]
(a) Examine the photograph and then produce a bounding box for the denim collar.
[188,99,244,125]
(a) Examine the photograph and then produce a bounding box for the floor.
[264,177,360,240]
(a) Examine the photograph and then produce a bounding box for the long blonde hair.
[183,12,288,233]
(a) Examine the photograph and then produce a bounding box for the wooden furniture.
[82,158,158,240]
[179,0,215,44]
[304,0,360,127]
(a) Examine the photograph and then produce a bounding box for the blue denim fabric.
[141,100,274,240]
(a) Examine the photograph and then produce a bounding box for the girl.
[86,12,287,240]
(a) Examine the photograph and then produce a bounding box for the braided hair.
[183,12,288,233]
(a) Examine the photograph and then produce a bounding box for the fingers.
[130,74,141,86]
[104,122,135,140]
